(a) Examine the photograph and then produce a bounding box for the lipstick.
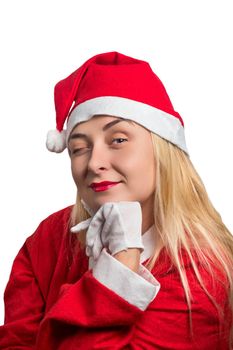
[90,181,121,192]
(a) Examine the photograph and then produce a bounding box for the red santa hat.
[46,51,189,155]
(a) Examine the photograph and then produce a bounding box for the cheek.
[127,142,155,187]
[114,149,138,175]
[71,160,84,185]
[119,150,148,178]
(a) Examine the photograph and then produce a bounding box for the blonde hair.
[70,131,233,346]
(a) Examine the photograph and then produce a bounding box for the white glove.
[71,201,144,261]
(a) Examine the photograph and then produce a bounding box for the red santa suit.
[0,205,231,349]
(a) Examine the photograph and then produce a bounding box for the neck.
[142,218,154,234]
[141,196,154,234]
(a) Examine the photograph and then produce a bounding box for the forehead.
[70,115,136,133]
[68,115,152,147]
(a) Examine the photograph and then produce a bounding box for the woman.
[0,51,232,349]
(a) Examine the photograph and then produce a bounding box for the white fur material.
[66,96,189,155]
[92,247,160,311]
[46,129,67,153]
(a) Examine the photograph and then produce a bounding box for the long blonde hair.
[70,131,233,345]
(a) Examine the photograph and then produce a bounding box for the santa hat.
[46,51,189,155]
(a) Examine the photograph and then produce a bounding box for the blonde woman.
[0,51,232,349]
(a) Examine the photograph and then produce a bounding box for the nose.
[87,142,110,173]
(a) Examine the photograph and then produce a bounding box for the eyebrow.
[69,119,133,142]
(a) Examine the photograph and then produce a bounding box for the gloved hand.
[70,201,144,261]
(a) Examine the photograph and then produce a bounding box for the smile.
[91,183,120,192]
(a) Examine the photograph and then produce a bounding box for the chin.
[92,195,133,208]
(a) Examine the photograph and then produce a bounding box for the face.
[68,115,156,230]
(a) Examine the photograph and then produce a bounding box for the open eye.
[112,138,128,144]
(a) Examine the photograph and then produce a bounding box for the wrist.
[113,248,141,273]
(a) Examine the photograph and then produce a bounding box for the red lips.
[90,181,120,189]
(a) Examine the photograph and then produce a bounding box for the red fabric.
[54,51,184,132]
[0,206,231,349]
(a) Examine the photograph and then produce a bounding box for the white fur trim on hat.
[66,96,189,155]
[46,129,67,153]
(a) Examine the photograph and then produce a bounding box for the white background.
[0,0,232,325]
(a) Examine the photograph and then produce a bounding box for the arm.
[113,248,140,272]
[71,201,160,310]
[0,244,141,350]
[36,249,160,349]
[36,268,145,349]
[92,248,160,311]
[33,201,156,349]
[0,227,158,349]
[1,203,160,350]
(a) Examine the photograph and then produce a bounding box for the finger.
[91,234,104,260]
[85,246,92,257]
[86,220,104,250]
[70,218,92,233]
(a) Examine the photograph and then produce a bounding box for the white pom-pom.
[46,129,67,153]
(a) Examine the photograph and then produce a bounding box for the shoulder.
[39,205,73,228]
[7,205,75,293]
[153,248,230,308]
[25,205,74,255]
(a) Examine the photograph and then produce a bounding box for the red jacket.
[0,206,231,349]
